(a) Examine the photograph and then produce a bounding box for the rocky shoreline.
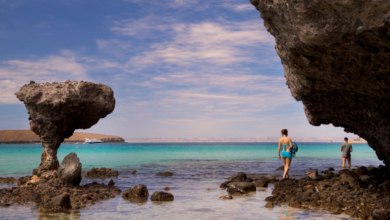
[221,166,390,220]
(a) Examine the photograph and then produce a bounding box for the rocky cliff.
[15,80,115,173]
[250,0,390,165]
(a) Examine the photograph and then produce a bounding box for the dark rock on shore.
[85,168,119,178]
[131,170,137,175]
[372,209,390,220]
[265,165,390,219]
[0,172,121,212]
[156,172,173,177]
[276,166,284,171]
[0,177,17,184]
[220,183,228,189]
[151,191,174,202]
[219,195,233,200]
[122,184,149,203]
[255,179,270,187]
[108,179,115,186]
[0,202,11,207]
[227,182,256,195]
[57,153,82,186]
[17,176,32,186]
[38,194,72,212]
[230,172,253,182]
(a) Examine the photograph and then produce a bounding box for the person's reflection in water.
[278,204,297,220]
[39,211,81,220]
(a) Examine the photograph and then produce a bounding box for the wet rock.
[307,171,318,179]
[85,168,119,178]
[150,191,174,202]
[131,170,137,175]
[219,195,233,200]
[15,80,115,173]
[17,176,31,186]
[227,182,256,195]
[372,209,390,220]
[254,179,270,187]
[328,167,334,171]
[355,166,368,176]
[57,153,82,186]
[220,183,228,189]
[265,201,274,209]
[231,172,247,182]
[383,180,390,190]
[39,194,71,212]
[108,179,115,186]
[122,184,149,203]
[276,166,284,171]
[0,177,17,184]
[156,172,173,177]
[163,187,170,191]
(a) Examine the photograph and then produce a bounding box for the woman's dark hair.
[281,129,288,136]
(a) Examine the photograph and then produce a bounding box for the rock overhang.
[250,0,390,165]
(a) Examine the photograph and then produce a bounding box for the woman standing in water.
[278,129,293,179]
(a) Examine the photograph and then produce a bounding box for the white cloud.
[122,0,200,9]
[0,55,88,104]
[114,20,276,67]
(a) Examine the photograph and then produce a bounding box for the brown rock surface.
[15,80,115,173]
[250,0,390,165]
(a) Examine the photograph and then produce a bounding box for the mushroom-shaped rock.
[250,1,390,166]
[57,153,82,186]
[15,80,115,173]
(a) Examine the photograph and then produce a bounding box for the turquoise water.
[0,142,383,219]
[0,142,382,177]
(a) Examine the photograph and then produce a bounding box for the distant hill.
[0,130,125,144]
[125,137,356,143]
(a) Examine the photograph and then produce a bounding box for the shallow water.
[0,143,383,219]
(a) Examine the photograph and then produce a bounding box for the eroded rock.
[250,0,390,166]
[0,177,17,184]
[85,168,118,178]
[57,153,82,186]
[15,80,115,173]
[122,184,149,203]
[227,182,256,195]
[150,191,174,202]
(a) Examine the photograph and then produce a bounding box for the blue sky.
[0,0,352,139]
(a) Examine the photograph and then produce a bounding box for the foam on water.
[0,142,383,219]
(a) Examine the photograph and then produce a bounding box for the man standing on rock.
[341,137,353,168]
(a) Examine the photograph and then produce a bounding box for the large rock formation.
[250,0,390,165]
[15,80,115,173]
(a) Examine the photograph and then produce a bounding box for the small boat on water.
[328,140,333,144]
[84,138,104,144]
[348,137,368,144]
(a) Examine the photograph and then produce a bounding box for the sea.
[0,142,383,220]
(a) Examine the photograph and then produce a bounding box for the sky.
[0,0,353,139]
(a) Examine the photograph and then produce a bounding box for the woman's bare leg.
[282,157,287,179]
[285,158,291,178]
[342,158,346,167]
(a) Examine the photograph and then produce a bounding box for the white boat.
[84,138,104,144]
[349,137,367,144]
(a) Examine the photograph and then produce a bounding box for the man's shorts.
[342,156,350,159]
